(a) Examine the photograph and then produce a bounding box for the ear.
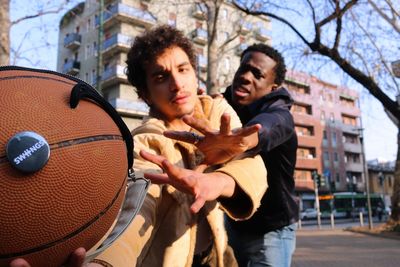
[271,84,279,91]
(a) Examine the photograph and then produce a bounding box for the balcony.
[192,3,207,20]
[101,65,128,87]
[255,27,270,42]
[63,60,80,75]
[102,34,133,59]
[197,54,207,72]
[97,3,157,29]
[64,33,81,49]
[235,43,248,56]
[238,21,252,35]
[191,28,207,45]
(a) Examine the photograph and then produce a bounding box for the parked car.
[300,208,321,220]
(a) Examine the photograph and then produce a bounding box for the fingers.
[239,123,261,136]
[190,197,206,214]
[9,259,30,267]
[144,172,170,184]
[219,113,231,135]
[66,247,86,267]
[139,150,166,168]
[163,130,198,144]
[182,115,211,134]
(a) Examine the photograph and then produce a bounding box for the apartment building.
[57,0,271,129]
[368,159,395,209]
[284,70,363,201]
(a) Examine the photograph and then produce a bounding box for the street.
[292,228,400,267]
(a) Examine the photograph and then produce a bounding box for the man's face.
[144,46,198,122]
[231,51,277,106]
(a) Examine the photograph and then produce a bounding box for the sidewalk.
[292,228,400,267]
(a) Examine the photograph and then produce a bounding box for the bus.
[318,192,384,218]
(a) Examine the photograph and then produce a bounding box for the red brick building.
[284,70,364,209]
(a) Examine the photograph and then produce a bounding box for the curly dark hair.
[241,44,286,86]
[125,25,197,101]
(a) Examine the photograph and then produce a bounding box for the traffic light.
[320,175,326,187]
[312,171,321,188]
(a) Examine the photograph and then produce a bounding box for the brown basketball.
[0,67,129,267]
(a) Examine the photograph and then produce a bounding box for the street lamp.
[356,127,374,229]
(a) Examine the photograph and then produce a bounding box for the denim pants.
[226,222,297,267]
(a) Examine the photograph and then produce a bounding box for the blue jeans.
[226,222,297,267]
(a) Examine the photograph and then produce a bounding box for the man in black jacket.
[223,44,298,267]
[163,43,298,267]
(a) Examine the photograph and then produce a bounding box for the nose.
[238,71,251,85]
[169,72,184,92]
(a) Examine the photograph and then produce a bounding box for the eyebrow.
[149,61,191,77]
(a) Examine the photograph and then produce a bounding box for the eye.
[155,74,166,82]
[179,67,190,73]
[252,69,264,79]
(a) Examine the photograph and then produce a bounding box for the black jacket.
[224,87,299,233]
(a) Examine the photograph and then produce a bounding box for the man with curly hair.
[9,25,267,267]
[93,26,266,267]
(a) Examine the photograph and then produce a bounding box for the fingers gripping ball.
[0,67,131,267]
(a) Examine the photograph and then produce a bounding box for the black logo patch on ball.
[6,131,50,173]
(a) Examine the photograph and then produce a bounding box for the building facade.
[284,70,363,209]
[368,159,395,210]
[57,0,271,129]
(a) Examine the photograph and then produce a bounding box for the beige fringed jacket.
[96,95,267,266]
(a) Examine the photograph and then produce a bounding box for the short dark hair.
[126,25,197,101]
[241,44,286,86]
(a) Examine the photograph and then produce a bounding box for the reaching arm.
[139,150,236,213]
[163,113,261,165]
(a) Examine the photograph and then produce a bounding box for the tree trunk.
[0,0,10,66]
[391,129,400,221]
[205,0,221,96]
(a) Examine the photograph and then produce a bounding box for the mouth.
[171,93,191,104]
[233,85,250,98]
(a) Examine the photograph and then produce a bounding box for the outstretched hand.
[140,150,235,213]
[164,113,260,165]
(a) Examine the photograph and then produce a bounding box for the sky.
[8,0,399,162]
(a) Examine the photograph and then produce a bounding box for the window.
[343,133,358,144]
[86,18,91,32]
[295,125,314,136]
[340,96,355,107]
[93,42,97,56]
[342,114,357,126]
[323,130,328,140]
[334,152,338,162]
[91,69,96,85]
[297,147,316,159]
[319,91,325,101]
[221,8,228,19]
[85,44,90,59]
[323,151,329,160]
[293,103,312,115]
[168,12,176,27]
[320,111,325,121]
[336,173,340,183]
[388,176,392,187]
[85,73,89,83]
[294,169,311,181]
[330,112,335,123]
[332,132,337,146]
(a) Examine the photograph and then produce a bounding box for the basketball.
[0,66,131,266]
